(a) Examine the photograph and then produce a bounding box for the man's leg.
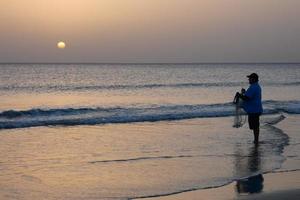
[253,128,259,144]
[249,114,260,144]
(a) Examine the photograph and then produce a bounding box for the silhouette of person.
[237,73,263,144]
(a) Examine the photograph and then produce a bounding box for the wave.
[0,100,299,130]
[0,82,243,92]
[1,81,300,92]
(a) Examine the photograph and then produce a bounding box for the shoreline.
[0,115,298,199]
[134,170,300,200]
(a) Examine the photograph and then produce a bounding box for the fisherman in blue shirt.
[238,73,263,144]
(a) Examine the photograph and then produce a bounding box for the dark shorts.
[248,113,261,130]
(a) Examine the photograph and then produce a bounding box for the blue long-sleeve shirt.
[242,82,263,114]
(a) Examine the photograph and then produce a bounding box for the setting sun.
[57,41,66,49]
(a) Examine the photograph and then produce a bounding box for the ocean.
[0,63,300,199]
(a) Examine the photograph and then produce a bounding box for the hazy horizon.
[1,62,300,65]
[1,0,300,63]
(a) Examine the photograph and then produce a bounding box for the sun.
[57,41,66,49]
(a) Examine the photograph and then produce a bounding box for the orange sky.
[0,0,299,63]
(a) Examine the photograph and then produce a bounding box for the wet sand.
[136,170,300,200]
[0,115,299,199]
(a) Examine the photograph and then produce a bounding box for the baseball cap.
[247,73,259,80]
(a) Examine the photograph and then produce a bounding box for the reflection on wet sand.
[235,124,289,195]
[236,145,264,194]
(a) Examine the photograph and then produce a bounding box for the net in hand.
[233,92,246,128]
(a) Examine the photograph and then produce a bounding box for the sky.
[0,0,299,63]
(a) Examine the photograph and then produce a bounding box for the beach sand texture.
[0,115,299,199]
[137,171,300,200]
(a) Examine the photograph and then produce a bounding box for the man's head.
[247,73,259,84]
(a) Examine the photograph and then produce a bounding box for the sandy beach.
[134,114,300,200]
[1,114,299,199]
[135,170,300,200]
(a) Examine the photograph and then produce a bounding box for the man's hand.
[239,93,250,101]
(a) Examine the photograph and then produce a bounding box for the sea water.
[0,63,299,199]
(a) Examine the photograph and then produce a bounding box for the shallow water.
[0,117,295,200]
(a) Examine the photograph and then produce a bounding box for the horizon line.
[1,62,300,65]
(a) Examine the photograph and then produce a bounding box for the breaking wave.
[0,100,299,129]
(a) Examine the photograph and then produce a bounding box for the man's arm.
[240,86,255,101]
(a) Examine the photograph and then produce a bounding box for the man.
[238,73,263,144]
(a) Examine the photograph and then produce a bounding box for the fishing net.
[233,92,247,128]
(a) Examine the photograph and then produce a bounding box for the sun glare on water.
[57,41,66,49]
